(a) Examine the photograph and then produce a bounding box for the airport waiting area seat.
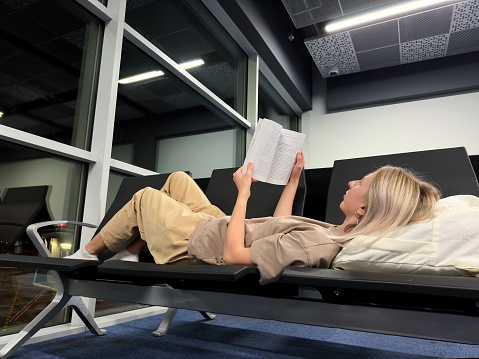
[1,147,479,358]
[0,185,51,256]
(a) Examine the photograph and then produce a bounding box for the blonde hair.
[338,165,441,242]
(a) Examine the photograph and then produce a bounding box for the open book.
[242,118,306,185]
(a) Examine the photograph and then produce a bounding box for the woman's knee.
[168,171,194,189]
[170,171,191,182]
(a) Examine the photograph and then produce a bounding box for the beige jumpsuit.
[100,172,226,264]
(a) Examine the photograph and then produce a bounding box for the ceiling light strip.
[325,0,455,32]
[118,59,205,84]
[118,71,164,84]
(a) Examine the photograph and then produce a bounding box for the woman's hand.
[289,151,305,183]
[233,162,257,198]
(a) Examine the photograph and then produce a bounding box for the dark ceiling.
[281,0,479,77]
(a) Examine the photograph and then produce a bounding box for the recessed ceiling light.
[0,112,3,117]
[325,0,455,33]
[118,58,205,84]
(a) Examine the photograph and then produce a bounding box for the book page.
[265,129,306,185]
[242,118,282,182]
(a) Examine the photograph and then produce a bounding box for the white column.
[72,0,127,324]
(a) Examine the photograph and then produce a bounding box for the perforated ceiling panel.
[285,0,479,77]
[305,32,360,76]
[281,0,343,28]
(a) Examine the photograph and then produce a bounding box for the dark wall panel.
[327,51,479,111]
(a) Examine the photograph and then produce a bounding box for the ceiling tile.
[0,12,57,46]
[305,32,360,77]
[399,6,453,42]
[0,83,43,106]
[1,0,39,11]
[160,92,201,110]
[447,26,479,55]
[357,45,400,71]
[126,1,189,39]
[281,0,342,28]
[350,20,398,52]
[189,63,237,99]
[339,0,397,14]
[400,34,449,63]
[115,103,146,122]
[153,29,214,62]
[451,0,479,32]
[119,85,160,103]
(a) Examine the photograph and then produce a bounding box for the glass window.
[0,140,86,336]
[0,0,103,150]
[125,0,247,115]
[113,40,244,174]
[156,129,241,179]
[258,73,299,131]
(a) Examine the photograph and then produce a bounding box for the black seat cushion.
[325,147,479,225]
[206,167,306,218]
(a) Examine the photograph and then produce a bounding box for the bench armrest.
[27,221,97,258]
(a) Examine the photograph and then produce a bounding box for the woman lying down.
[66,152,479,284]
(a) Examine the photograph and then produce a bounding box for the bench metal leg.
[0,270,106,359]
[70,296,107,336]
[200,311,216,320]
[152,307,178,337]
[0,288,105,359]
[0,291,69,359]
[151,308,216,337]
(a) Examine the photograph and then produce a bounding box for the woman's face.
[340,172,376,216]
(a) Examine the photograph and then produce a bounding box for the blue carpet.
[12,310,479,358]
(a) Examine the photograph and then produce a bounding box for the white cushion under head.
[332,195,479,276]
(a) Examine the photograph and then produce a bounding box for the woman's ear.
[356,205,366,217]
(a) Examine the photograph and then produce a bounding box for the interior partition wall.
[0,0,253,338]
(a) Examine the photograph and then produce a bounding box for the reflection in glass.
[0,0,102,149]
[125,0,246,115]
[258,73,299,131]
[0,140,86,336]
[113,40,243,173]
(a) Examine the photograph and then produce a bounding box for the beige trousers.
[100,172,226,264]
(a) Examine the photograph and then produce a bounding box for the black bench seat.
[0,253,101,272]
[97,261,258,282]
[282,267,479,299]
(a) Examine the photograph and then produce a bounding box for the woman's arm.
[273,151,305,217]
[223,162,255,265]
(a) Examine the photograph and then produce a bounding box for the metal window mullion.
[74,0,113,22]
[110,159,158,177]
[245,55,259,152]
[81,0,126,233]
[123,23,251,129]
[0,125,97,163]
[72,0,127,324]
